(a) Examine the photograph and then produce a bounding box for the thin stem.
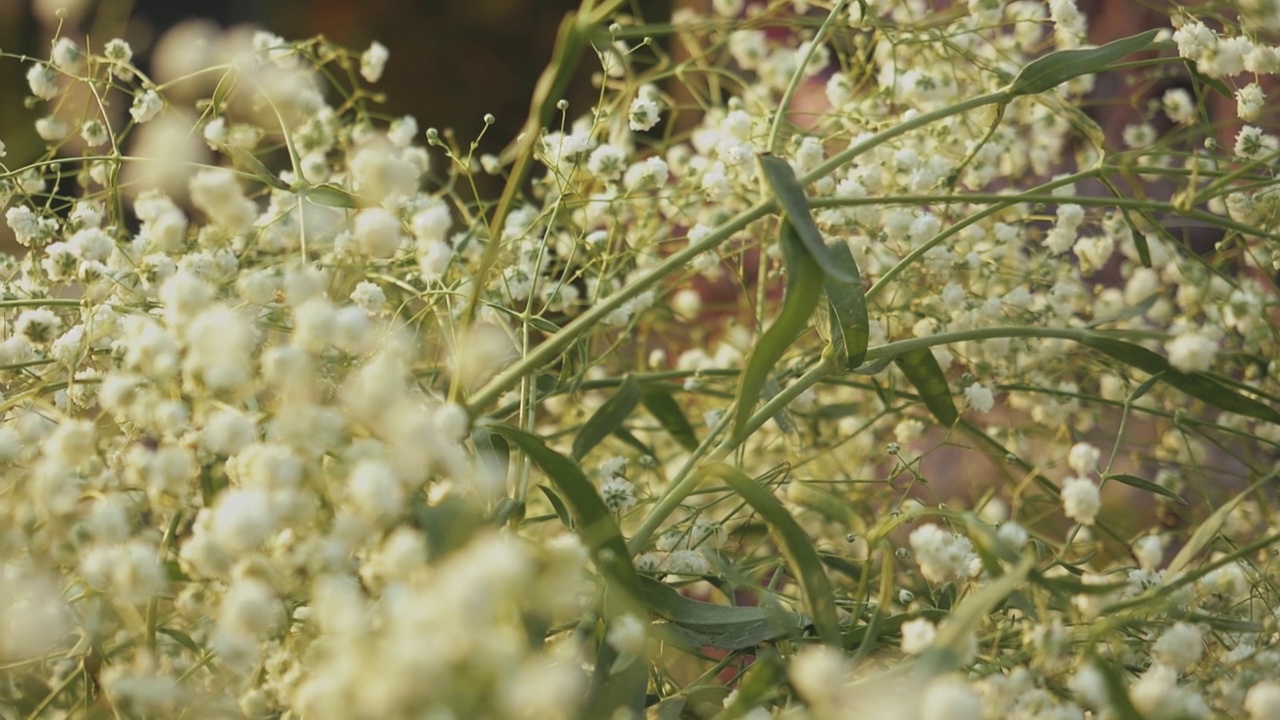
[466,89,1013,417]
[629,355,836,554]
[767,0,850,154]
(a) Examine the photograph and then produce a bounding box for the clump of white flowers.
[2,3,1280,719]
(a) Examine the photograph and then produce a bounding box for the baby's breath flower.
[130,89,163,123]
[104,38,133,64]
[900,617,936,654]
[1166,327,1218,373]
[964,382,995,413]
[360,41,389,83]
[628,95,662,132]
[26,63,59,99]
[15,308,62,345]
[51,37,81,71]
[1061,476,1101,525]
[1246,682,1280,720]
[1237,83,1265,122]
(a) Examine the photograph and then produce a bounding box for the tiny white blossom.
[360,41,390,83]
[628,96,662,132]
[900,617,936,654]
[130,89,163,123]
[964,382,995,413]
[1166,328,1217,373]
[1062,476,1101,525]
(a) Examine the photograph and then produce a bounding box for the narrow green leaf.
[919,554,1034,676]
[820,241,870,369]
[894,348,958,427]
[639,575,776,625]
[573,375,644,460]
[730,220,823,441]
[229,147,290,191]
[1089,656,1146,720]
[1186,60,1234,100]
[537,484,573,528]
[157,627,201,654]
[1007,29,1159,97]
[758,154,859,284]
[1080,333,1280,423]
[299,182,360,208]
[652,617,802,651]
[1104,473,1186,505]
[491,425,639,591]
[786,480,865,534]
[699,462,842,647]
[641,385,699,451]
[1085,293,1158,328]
[1167,475,1271,576]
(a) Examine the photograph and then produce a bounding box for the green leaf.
[638,575,778,626]
[699,462,842,647]
[730,220,823,441]
[785,480,865,534]
[491,425,639,592]
[1186,60,1234,100]
[758,154,859,285]
[641,385,699,451]
[1088,655,1146,720]
[157,627,201,654]
[299,182,360,208]
[820,241,870,369]
[894,348,958,427]
[537,484,573,528]
[573,375,644,460]
[229,147,290,191]
[1080,332,1280,423]
[1006,29,1159,97]
[1104,473,1186,505]
[919,554,1034,676]
[1167,474,1270,576]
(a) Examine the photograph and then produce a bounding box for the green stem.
[866,170,1095,302]
[628,355,836,555]
[466,90,1013,417]
[767,0,850,154]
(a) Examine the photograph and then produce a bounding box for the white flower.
[1166,329,1217,373]
[130,89,163,123]
[909,524,976,584]
[1162,88,1196,124]
[964,382,995,413]
[600,476,638,513]
[1237,83,1265,122]
[607,614,648,654]
[353,207,403,259]
[1153,622,1203,672]
[104,38,133,65]
[349,281,386,314]
[1061,476,1101,525]
[587,143,626,180]
[789,645,847,709]
[1246,682,1280,720]
[1066,442,1100,475]
[51,37,81,71]
[629,96,661,132]
[360,41,389,83]
[27,63,59,99]
[997,521,1029,548]
[920,676,981,720]
[900,617,936,654]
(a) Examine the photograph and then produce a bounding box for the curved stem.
[628,355,836,554]
[767,0,850,154]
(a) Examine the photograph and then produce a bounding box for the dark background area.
[0,0,675,170]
